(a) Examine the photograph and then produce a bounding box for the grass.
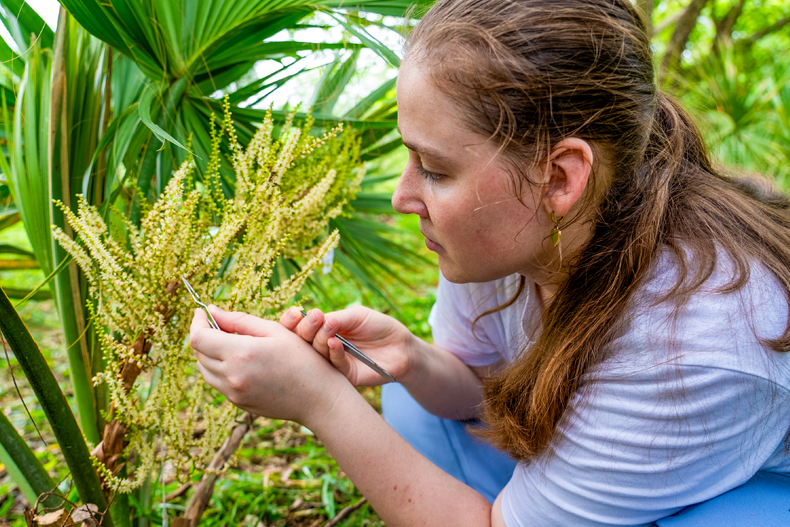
[0,208,439,527]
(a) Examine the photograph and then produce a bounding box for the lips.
[421,230,443,252]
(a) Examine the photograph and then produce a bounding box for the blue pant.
[381,383,790,526]
[381,382,517,503]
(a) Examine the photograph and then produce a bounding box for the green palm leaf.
[343,77,396,120]
[4,40,52,276]
[681,44,788,176]
[0,0,53,51]
[311,48,361,115]
[0,411,59,508]
[0,210,20,231]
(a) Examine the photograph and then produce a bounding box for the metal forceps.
[300,309,395,383]
[181,275,221,330]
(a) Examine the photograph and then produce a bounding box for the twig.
[743,15,790,43]
[180,412,256,527]
[34,487,78,513]
[164,481,192,502]
[23,508,37,527]
[98,487,117,526]
[324,497,367,527]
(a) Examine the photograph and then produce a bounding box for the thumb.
[208,305,281,337]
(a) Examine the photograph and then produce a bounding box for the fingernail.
[308,310,318,322]
[323,321,333,332]
[208,304,223,312]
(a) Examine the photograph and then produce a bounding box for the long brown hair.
[407,0,790,461]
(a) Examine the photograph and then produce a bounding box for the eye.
[416,163,444,183]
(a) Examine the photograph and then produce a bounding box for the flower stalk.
[53,101,363,494]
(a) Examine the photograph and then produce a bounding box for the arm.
[189,307,506,527]
[282,306,503,420]
[310,379,502,526]
[395,335,503,420]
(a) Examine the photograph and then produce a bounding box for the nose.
[392,162,429,218]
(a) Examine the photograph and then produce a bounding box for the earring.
[550,211,565,247]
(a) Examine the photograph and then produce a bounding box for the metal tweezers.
[181,275,395,383]
[300,309,396,383]
[181,275,221,330]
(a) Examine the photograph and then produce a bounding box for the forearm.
[308,382,493,527]
[402,337,488,420]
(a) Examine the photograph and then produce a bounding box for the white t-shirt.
[428,251,790,527]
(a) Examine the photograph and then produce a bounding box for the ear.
[541,138,593,219]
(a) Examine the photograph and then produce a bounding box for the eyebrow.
[400,137,453,163]
[396,124,454,163]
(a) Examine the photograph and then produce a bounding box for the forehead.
[396,60,457,121]
[396,59,486,157]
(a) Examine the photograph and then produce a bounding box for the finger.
[327,336,353,378]
[326,307,368,334]
[189,315,246,361]
[196,357,227,394]
[195,349,223,372]
[190,307,211,332]
[189,308,221,356]
[314,306,371,347]
[208,305,282,337]
[294,309,326,346]
[279,306,303,331]
[312,314,341,353]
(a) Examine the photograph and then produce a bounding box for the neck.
[525,214,594,309]
[533,281,555,313]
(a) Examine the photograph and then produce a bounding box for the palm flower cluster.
[52,101,363,492]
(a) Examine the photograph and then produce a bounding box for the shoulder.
[500,251,790,526]
[602,247,790,388]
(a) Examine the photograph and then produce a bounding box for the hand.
[189,306,349,425]
[279,305,416,387]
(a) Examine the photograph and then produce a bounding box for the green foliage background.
[1,0,789,525]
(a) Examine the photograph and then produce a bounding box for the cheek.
[439,206,515,259]
[428,177,537,250]
[474,202,540,256]
[430,191,481,237]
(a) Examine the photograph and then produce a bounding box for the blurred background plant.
[649,0,790,187]
[0,0,788,526]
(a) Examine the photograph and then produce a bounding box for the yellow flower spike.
[54,106,362,491]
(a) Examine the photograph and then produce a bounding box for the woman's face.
[393,59,551,284]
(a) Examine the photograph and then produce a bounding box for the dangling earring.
[550,211,564,247]
[550,211,565,265]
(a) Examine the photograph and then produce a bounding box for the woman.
[189,0,790,525]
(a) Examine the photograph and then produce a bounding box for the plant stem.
[137,476,151,527]
[48,6,100,445]
[110,466,132,527]
[659,0,711,83]
[181,412,255,527]
[0,287,112,525]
